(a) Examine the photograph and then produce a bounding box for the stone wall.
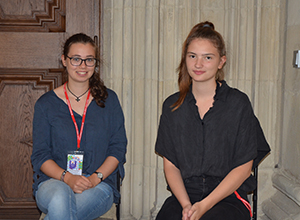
[262,0,300,219]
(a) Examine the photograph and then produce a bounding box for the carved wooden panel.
[0,0,66,32]
[0,0,100,218]
[0,68,63,219]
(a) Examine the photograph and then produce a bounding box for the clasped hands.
[182,200,211,220]
[64,172,101,194]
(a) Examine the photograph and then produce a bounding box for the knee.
[37,180,74,210]
[96,182,113,197]
[50,192,67,205]
[48,186,74,210]
[47,187,76,219]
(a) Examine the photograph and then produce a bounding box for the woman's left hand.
[182,203,192,220]
[87,173,101,187]
[186,200,211,220]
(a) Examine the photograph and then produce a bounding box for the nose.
[79,60,87,68]
[195,57,203,68]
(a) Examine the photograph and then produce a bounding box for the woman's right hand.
[64,172,93,193]
[40,160,92,193]
[163,157,192,220]
[182,203,192,220]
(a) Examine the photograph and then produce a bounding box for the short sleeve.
[155,100,178,167]
[231,95,270,192]
[253,116,270,168]
[231,95,270,170]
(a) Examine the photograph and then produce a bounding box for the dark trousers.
[155,176,250,220]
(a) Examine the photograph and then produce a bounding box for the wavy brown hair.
[62,33,108,108]
[172,21,226,110]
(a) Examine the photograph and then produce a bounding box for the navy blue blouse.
[155,81,270,193]
[31,89,127,203]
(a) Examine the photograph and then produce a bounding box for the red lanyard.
[234,191,252,217]
[63,83,90,150]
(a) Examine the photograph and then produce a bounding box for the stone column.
[101,1,161,219]
[262,0,300,219]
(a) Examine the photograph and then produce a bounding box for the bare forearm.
[163,157,191,208]
[186,160,253,219]
[88,156,119,187]
[40,159,64,180]
[95,156,119,180]
[202,160,253,210]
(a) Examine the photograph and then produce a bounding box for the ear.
[61,55,67,67]
[218,56,226,69]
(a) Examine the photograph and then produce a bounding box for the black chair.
[116,171,121,220]
[251,166,258,220]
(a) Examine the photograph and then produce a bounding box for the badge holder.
[67,151,84,175]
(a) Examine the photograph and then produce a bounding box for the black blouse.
[155,81,270,192]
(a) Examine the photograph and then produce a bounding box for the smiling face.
[186,38,226,85]
[61,42,96,84]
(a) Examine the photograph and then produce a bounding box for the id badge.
[67,151,84,175]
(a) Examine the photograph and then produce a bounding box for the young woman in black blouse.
[155,21,270,220]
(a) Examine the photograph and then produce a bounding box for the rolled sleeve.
[31,100,53,175]
[107,92,127,179]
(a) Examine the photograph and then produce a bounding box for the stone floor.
[260,215,271,220]
[98,218,114,220]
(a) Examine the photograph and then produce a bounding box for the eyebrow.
[187,52,216,56]
[70,54,95,58]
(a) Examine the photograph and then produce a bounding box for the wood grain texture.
[0,32,65,69]
[0,0,100,218]
[0,68,63,220]
[0,0,66,32]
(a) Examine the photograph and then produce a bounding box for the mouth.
[193,70,205,75]
[76,71,88,76]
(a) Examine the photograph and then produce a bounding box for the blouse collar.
[187,80,229,103]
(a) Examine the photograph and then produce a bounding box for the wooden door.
[0,0,100,219]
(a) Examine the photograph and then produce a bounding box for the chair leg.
[116,171,121,220]
[252,166,258,220]
[252,188,257,220]
[116,203,120,220]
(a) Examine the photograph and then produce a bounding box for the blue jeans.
[36,178,114,220]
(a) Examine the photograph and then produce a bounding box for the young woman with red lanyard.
[31,33,127,220]
[155,21,270,220]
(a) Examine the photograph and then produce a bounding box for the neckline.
[51,90,94,117]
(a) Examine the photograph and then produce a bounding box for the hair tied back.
[203,24,211,28]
